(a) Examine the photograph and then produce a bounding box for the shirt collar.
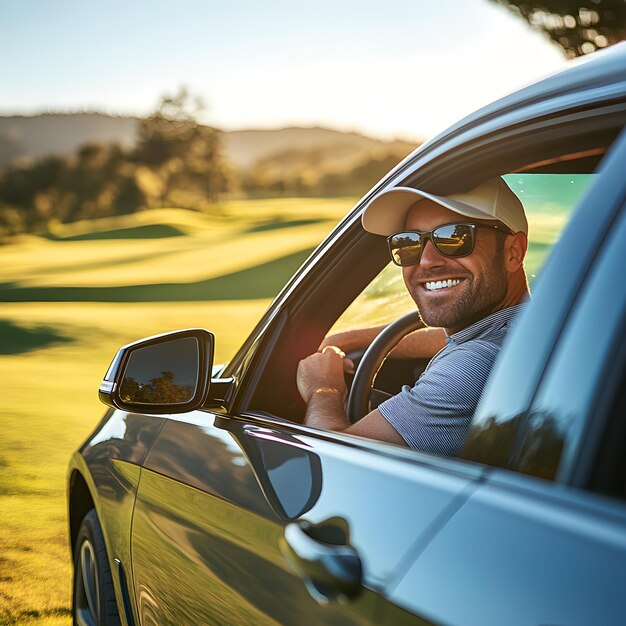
[446,303,525,346]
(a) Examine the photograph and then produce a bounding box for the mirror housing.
[98,328,228,414]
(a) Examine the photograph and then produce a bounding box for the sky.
[1,0,569,142]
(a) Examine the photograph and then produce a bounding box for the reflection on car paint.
[219,420,323,519]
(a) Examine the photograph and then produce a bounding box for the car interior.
[232,117,623,433]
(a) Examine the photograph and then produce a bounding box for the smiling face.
[402,199,510,333]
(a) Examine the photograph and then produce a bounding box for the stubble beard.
[410,263,508,331]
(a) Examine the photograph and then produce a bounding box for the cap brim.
[362,187,498,236]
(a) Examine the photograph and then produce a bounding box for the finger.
[322,345,346,359]
[319,334,339,351]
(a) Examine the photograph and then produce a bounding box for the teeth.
[425,279,461,291]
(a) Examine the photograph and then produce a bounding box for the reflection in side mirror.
[119,337,198,405]
[99,329,214,415]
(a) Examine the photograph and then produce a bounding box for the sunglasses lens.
[389,233,422,266]
[388,224,476,266]
[433,224,474,257]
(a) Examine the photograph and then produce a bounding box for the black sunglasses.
[387,222,512,267]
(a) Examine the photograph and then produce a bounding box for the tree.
[119,371,192,404]
[492,0,626,58]
[111,174,146,216]
[0,155,70,230]
[0,89,234,235]
[134,87,233,206]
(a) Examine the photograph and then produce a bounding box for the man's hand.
[297,345,408,447]
[296,346,354,403]
[297,346,354,431]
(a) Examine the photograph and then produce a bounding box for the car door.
[129,407,484,625]
[377,128,626,625]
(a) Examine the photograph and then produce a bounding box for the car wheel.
[73,509,121,626]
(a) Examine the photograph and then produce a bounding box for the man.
[296,177,529,455]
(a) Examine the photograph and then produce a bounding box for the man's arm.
[320,324,447,359]
[346,407,408,445]
[296,346,407,446]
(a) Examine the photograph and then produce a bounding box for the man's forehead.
[405,199,464,228]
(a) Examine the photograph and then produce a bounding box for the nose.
[418,238,446,269]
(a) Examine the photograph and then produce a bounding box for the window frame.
[534,196,626,488]
[463,126,626,482]
[229,106,626,426]
[220,88,626,391]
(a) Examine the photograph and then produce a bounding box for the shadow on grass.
[0,320,73,354]
[1,608,72,623]
[0,483,51,496]
[37,248,192,278]
[44,223,186,241]
[0,248,315,303]
[246,217,327,234]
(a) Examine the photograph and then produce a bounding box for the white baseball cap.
[362,177,527,236]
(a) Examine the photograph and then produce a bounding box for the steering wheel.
[346,310,424,423]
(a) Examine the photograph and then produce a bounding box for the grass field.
[0,198,352,626]
[0,195,565,625]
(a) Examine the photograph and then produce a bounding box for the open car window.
[241,121,622,432]
[331,172,597,335]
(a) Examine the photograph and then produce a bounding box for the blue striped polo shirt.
[379,304,524,456]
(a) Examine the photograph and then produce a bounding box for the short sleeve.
[378,342,499,456]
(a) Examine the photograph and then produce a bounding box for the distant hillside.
[222,127,415,170]
[0,113,417,170]
[0,114,138,166]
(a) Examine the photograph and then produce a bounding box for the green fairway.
[0,195,565,625]
[0,198,352,625]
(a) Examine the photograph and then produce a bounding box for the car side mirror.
[98,328,226,414]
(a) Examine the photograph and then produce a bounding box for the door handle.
[280,520,362,603]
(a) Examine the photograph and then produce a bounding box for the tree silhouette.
[134,87,233,206]
[120,370,193,404]
[0,88,236,236]
[492,0,626,57]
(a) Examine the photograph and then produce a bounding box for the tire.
[72,509,122,626]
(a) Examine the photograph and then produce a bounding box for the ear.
[504,232,527,273]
